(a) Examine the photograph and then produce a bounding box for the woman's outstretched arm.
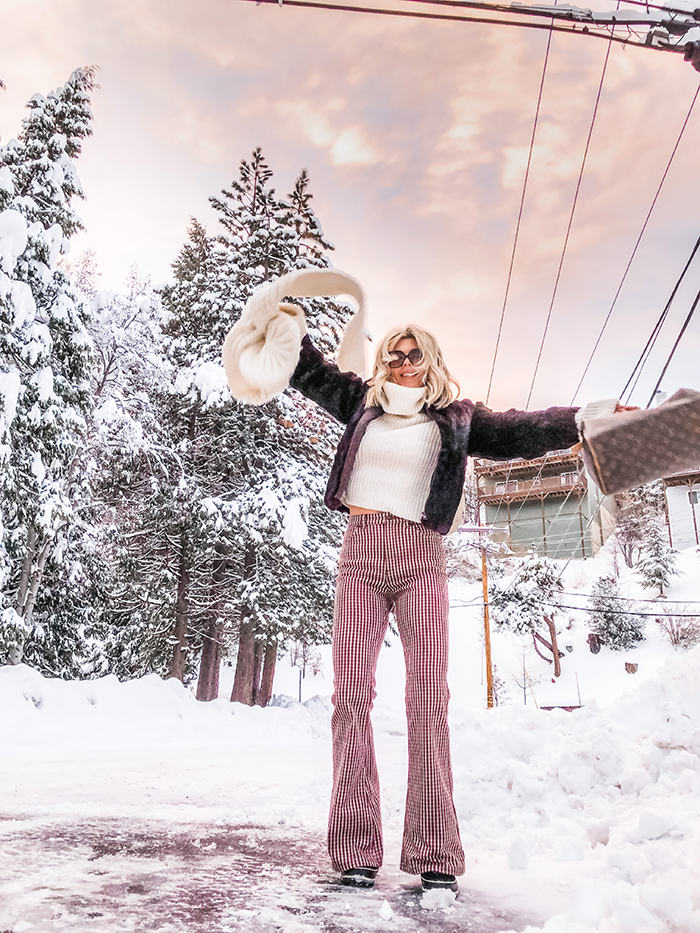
[467,401,581,461]
[290,335,369,425]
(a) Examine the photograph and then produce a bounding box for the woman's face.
[388,337,425,389]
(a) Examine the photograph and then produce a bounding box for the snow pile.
[448,649,700,932]
[0,663,331,750]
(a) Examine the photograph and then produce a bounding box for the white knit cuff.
[222,305,306,405]
[575,398,619,432]
[222,268,366,404]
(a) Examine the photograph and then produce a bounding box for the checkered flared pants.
[328,512,465,876]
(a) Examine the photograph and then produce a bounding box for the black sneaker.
[421,871,458,893]
[341,867,378,888]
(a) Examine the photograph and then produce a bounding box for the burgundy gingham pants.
[329,512,465,876]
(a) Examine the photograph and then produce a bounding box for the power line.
[251,0,689,52]
[543,600,700,618]
[646,284,700,406]
[621,232,700,404]
[485,23,553,406]
[525,34,614,410]
[558,590,700,604]
[402,0,700,22]
[570,84,700,405]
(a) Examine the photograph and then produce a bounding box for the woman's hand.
[614,403,640,413]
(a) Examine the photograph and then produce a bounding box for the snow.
[0,369,21,428]
[30,366,54,402]
[10,280,38,330]
[0,166,14,196]
[0,209,28,271]
[282,499,309,549]
[1,549,700,931]
[194,360,230,406]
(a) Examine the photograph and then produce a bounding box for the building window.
[495,481,518,493]
[690,490,699,505]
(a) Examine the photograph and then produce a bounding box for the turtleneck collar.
[381,380,427,416]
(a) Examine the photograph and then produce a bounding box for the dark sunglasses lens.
[388,349,423,368]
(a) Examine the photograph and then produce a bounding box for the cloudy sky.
[2,0,700,410]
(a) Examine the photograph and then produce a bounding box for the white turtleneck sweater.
[342,382,441,523]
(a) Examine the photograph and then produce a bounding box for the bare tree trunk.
[231,619,256,704]
[16,526,38,614]
[196,551,227,701]
[544,616,562,678]
[256,640,277,707]
[230,544,258,704]
[251,638,264,704]
[22,539,52,627]
[168,552,191,681]
[196,618,223,701]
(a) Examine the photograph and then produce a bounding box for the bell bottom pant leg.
[328,571,390,872]
[327,515,464,877]
[393,569,465,876]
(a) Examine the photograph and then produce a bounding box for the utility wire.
[525,35,614,410]
[251,0,688,51]
[485,23,554,406]
[542,601,700,618]
[571,84,700,405]
[646,285,700,406]
[621,232,700,403]
[401,0,700,21]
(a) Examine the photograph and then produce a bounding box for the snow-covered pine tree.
[0,68,96,669]
[613,481,666,569]
[490,550,566,676]
[636,518,679,597]
[157,151,353,703]
[588,575,644,649]
[70,271,185,681]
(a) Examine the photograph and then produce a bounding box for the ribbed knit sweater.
[342,382,441,523]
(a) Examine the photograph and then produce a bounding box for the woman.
[288,325,581,893]
[223,270,588,894]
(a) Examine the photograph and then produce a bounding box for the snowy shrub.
[443,534,481,581]
[490,550,566,676]
[655,605,700,649]
[588,576,644,650]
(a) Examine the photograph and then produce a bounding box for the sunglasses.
[388,348,423,369]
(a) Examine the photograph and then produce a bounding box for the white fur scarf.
[222,269,366,405]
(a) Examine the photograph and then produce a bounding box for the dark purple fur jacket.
[290,336,581,535]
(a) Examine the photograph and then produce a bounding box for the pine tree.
[490,550,566,677]
[155,151,352,702]
[588,575,644,649]
[0,68,96,668]
[613,481,666,569]
[636,519,680,597]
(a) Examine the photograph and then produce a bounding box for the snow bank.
[449,647,700,933]
[0,664,331,750]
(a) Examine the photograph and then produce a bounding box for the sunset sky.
[2,0,700,411]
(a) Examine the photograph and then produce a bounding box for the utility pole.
[481,547,494,709]
[459,522,495,708]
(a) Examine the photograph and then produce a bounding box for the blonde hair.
[365,324,460,409]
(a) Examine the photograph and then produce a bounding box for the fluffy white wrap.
[222,269,366,405]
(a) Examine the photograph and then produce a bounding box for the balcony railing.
[479,472,587,503]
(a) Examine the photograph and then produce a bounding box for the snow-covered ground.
[1,547,700,932]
